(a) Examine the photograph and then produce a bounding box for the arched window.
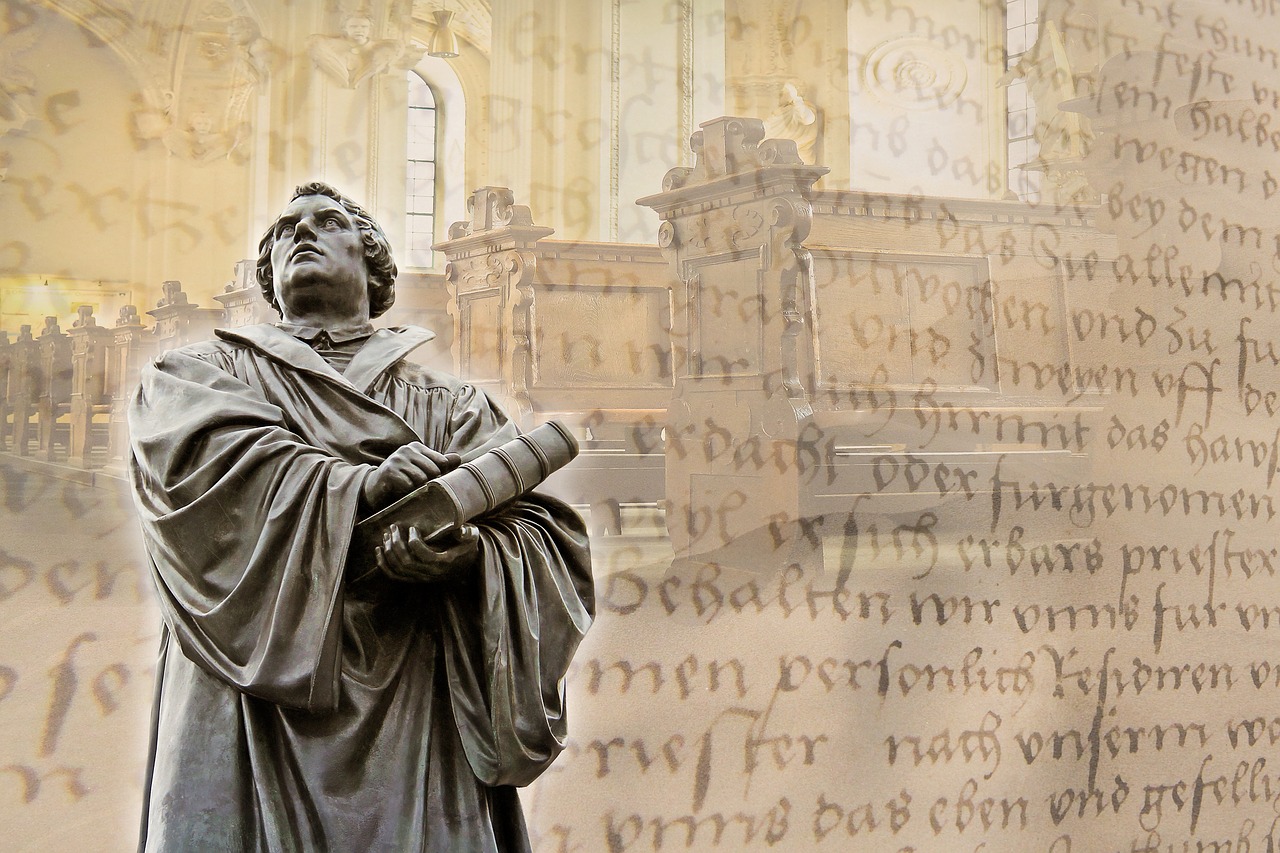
[406,72,438,268]
[1005,0,1041,202]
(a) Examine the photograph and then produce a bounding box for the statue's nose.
[294,217,318,239]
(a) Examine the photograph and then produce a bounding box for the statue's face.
[344,16,373,44]
[190,112,214,134]
[271,194,369,321]
[229,17,257,45]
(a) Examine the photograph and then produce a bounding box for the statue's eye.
[278,223,295,238]
[322,216,343,230]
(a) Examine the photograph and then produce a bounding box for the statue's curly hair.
[256,181,397,319]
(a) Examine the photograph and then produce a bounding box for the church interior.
[4,0,1279,849]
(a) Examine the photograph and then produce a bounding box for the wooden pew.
[0,332,10,451]
[528,239,671,534]
[214,260,272,329]
[436,187,672,535]
[68,306,114,467]
[105,306,155,464]
[792,190,1104,526]
[638,117,828,561]
[639,116,1104,565]
[36,317,73,461]
[148,280,222,356]
[9,325,36,456]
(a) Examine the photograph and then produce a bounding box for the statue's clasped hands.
[364,442,481,583]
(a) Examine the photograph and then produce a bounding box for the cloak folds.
[128,324,594,853]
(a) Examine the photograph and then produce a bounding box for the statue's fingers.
[403,444,451,478]
[429,530,480,566]
[406,455,442,480]
[377,544,409,582]
[415,446,454,467]
[404,526,437,561]
[383,526,415,571]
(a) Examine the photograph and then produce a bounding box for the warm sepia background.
[3,0,1279,850]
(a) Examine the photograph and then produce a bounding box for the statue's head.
[229,16,260,45]
[189,110,215,135]
[256,181,397,320]
[343,15,373,45]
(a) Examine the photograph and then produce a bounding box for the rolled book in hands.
[353,420,579,560]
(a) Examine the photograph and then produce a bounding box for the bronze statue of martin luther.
[128,182,594,851]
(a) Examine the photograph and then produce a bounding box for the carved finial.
[662,117,808,190]
[461,186,538,236]
[117,305,141,326]
[234,258,255,290]
[158,280,188,308]
[73,305,95,328]
[40,316,61,337]
[471,187,511,231]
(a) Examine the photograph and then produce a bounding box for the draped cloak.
[128,324,594,852]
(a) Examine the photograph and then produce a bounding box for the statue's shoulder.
[387,358,468,395]
[142,339,242,386]
[156,337,242,367]
[178,337,242,356]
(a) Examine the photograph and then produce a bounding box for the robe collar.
[274,320,376,344]
[344,326,436,392]
[215,323,436,394]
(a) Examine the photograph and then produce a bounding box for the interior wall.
[3,0,1017,319]
[845,0,1007,198]
[0,2,260,314]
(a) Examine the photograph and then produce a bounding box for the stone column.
[638,116,827,563]
[434,187,554,420]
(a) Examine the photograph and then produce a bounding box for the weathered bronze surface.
[128,182,594,851]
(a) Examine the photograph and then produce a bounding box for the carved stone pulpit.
[68,306,113,467]
[107,305,155,462]
[638,116,828,563]
[434,187,554,420]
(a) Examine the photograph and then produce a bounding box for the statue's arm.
[129,348,373,711]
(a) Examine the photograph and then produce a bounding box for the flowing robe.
[128,324,594,852]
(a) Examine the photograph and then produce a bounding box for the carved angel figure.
[762,81,819,165]
[229,16,276,90]
[307,14,405,89]
[162,110,246,163]
[0,11,44,137]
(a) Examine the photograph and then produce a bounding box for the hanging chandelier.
[428,9,459,58]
